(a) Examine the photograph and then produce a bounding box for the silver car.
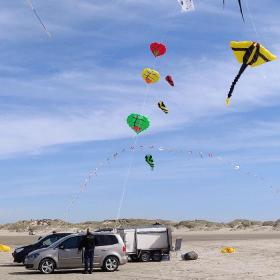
[24,232,128,274]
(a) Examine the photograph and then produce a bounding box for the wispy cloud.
[0,0,280,222]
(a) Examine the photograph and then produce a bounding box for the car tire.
[39,258,55,274]
[140,251,151,262]
[103,256,119,272]
[152,251,162,262]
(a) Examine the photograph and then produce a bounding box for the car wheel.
[39,258,55,274]
[140,251,151,262]
[152,251,162,262]
[103,256,119,272]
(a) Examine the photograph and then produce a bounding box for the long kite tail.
[226,63,248,106]
[238,0,245,22]
[26,0,51,38]
[223,0,245,21]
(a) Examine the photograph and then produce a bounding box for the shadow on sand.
[9,269,109,275]
[0,263,23,267]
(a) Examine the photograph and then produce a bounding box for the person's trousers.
[84,249,94,272]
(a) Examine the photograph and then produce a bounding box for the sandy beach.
[1,230,280,280]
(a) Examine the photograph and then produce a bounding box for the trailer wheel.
[140,251,151,262]
[152,251,162,262]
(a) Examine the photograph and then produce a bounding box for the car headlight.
[27,253,40,260]
[15,248,24,253]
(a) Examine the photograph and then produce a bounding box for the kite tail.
[226,63,248,106]
[238,0,245,22]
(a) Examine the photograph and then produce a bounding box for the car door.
[58,236,83,268]
[93,235,118,267]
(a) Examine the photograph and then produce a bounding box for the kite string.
[116,4,182,225]
[114,54,159,227]
[243,0,269,81]
[115,136,138,223]
[114,82,151,228]
[56,145,279,232]
[54,149,124,232]
[26,0,51,38]
[61,53,156,229]
[244,0,261,41]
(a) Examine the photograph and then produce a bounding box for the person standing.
[79,229,96,274]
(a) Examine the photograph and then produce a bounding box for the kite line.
[26,0,51,38]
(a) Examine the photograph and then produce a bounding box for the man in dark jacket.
[79,229,96,274]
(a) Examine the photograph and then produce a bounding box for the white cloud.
[0,0,279,158]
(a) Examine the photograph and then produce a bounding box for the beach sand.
[1,230,280,280]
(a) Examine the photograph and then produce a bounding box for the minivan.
[24,232,127,274]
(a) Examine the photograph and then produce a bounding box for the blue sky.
[0,0,280,224]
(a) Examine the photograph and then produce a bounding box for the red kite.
[150,42,167,57]
[165,75,174,87]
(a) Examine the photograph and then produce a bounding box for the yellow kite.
[0,244,11,252]
[221,247,235,253]
[226,41,277,106]
[142,68,160,84]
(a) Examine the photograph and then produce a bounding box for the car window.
[95,235,118,246]
[60,236,83,249]
[42,236,59,247]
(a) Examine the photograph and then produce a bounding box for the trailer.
[117,226,172,262]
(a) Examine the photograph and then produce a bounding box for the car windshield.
[33,234,66,248]
[32,236,48,246]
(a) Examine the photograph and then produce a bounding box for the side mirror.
[59,245,65,250]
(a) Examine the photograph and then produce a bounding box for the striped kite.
[145,154,155,170]
[158,101,169,114]
[226,41,277,106]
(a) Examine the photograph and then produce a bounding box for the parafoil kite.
[0,244,11,252]
[145,154,154,170]
[226,41,277,106]
[158,101,169,114]
[142,68,160,84]
[221,247,235,253]
[178,0,195,12]
[150,42,167,57]
[127,114,150,134]
[223,0,244,21]
[165,75,174,87]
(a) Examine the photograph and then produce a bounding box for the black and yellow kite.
[158,101,169,114]
[226,41,277,106]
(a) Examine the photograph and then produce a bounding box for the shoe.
[89,271,92,274]
[83,271,88,274]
